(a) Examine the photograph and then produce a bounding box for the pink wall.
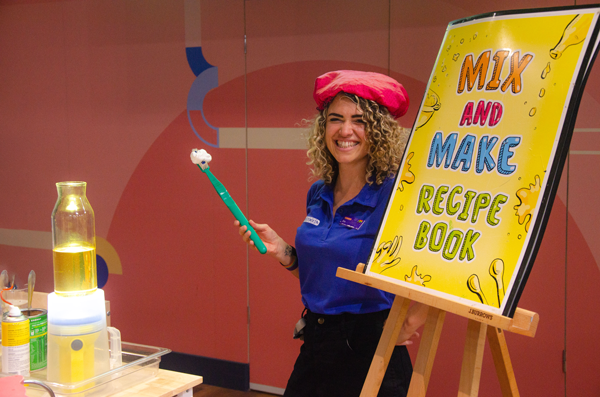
[1,0,599,395]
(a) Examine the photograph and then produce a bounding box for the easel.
[337,264,539,397]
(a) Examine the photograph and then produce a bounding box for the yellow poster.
[366,7,600,316]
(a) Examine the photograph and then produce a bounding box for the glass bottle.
[51,181,97,296]
[550,14,592,59]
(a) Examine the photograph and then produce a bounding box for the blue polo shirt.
[295,177,396,315]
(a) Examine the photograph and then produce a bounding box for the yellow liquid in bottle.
[53,245,97,295]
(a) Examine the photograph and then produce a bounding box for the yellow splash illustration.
[467,274,489,305]
[404,265,431,286]
[541,62,551,79]
[416,90,441,130]
[514,175,542,232]
[373,236,402,273]
[550,14,591,59]
[397,152,415,192]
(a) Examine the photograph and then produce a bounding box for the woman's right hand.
[234,220,287,260]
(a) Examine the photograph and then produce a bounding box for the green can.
[22,309,47,371]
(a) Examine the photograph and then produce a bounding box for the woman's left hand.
[396,331,420,346]
[395,302,429,346]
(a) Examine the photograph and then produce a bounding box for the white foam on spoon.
[190,149,212,167]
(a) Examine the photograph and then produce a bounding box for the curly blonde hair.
[306,92,409,185]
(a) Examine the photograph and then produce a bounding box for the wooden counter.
[105,369,202,397]
[25,369,203,397]
[17,292,203,396]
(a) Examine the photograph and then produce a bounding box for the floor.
[193,384,279,397]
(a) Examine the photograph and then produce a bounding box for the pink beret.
[313,70,409,118]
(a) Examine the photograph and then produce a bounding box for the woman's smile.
[325,95,369,167]
[336,140,359,148]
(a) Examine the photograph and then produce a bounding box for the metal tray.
[1,341,171,397]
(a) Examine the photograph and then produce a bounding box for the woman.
[236,70,427,397]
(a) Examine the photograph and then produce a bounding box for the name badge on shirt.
[304,216,320,226]
[340,216,364,230]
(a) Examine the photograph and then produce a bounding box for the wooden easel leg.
[407,307,445,397]
[360,296,411,397]
[487,327,520,397]
[457,320,487,397]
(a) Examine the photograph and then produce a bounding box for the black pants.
[284,309,413,397]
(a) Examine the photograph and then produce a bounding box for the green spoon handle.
[200,165,267,254]
[220,193,267,254]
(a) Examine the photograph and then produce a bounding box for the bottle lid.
[7,305,22,317]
